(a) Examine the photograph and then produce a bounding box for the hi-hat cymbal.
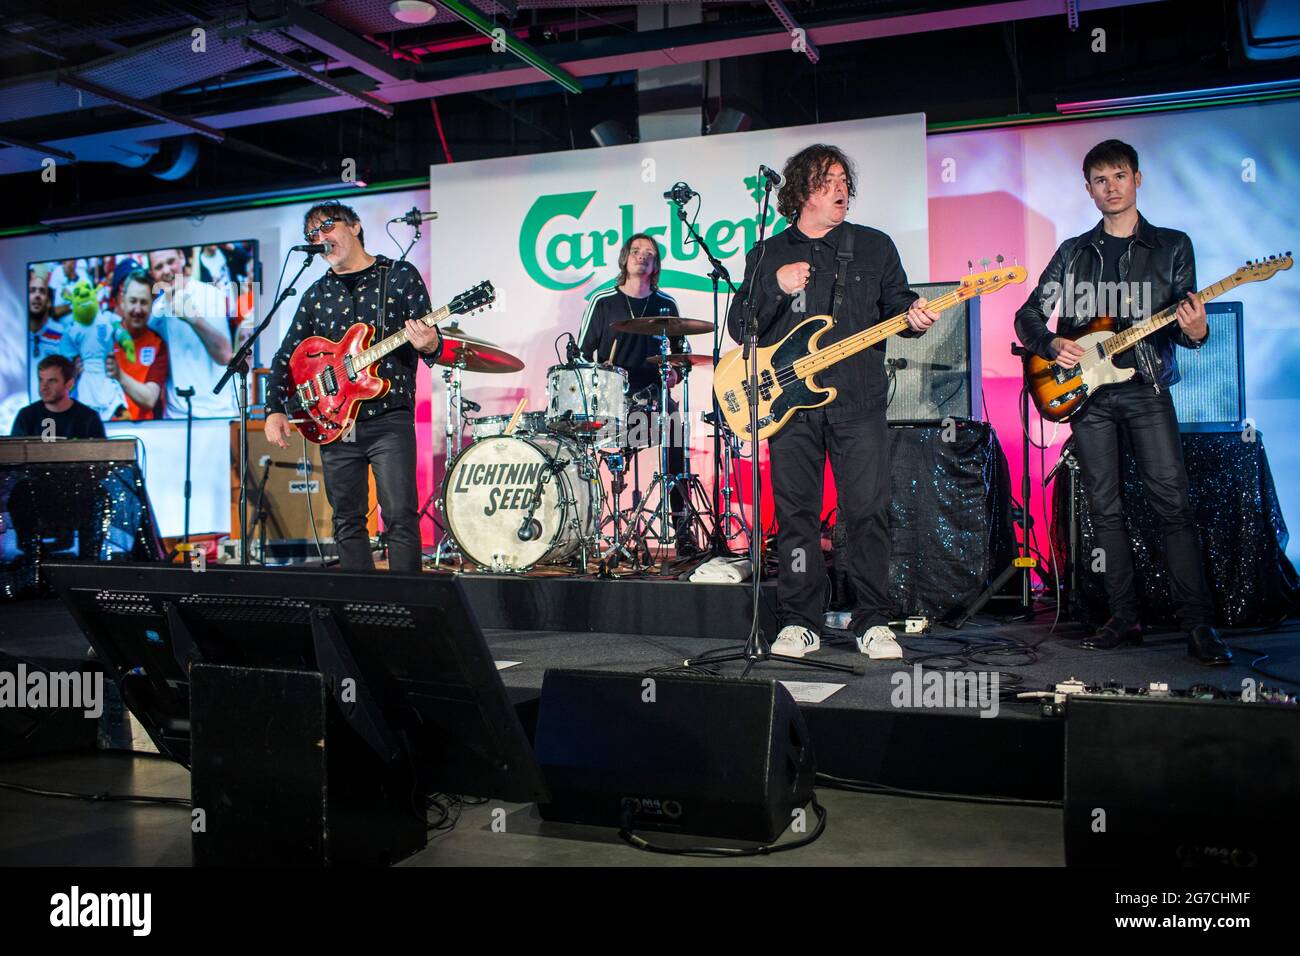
[435,323,524,373]
[610,315,715,336]
[646,353,713,368]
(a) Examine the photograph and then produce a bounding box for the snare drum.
[545,363,627,447]
[441,434,598,571]
[468,411,546,441]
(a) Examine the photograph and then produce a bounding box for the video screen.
[26,241,258,421]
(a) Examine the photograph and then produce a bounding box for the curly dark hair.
[777,144,857,224]
[303,200,364,247]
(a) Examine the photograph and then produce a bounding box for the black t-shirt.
[336,262,377,294]
[10,400,107,439]
[1098,231,1140,373]
[579,288,685,395]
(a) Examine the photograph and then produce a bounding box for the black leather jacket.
[1014,213,1207,390]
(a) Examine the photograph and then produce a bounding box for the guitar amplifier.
[1170,302,1245,432]
[885,281,982,424]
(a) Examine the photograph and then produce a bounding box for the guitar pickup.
[320,366,339,396]
[342,354,358,383]
[1047,385,1086,408]
[758,369,776,403]
[1051,364,1082,384]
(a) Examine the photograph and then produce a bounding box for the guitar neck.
[353,304,449,370]
[796,285,970,377]
[1101,273,1242,356]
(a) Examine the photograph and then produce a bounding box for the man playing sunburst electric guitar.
[725,143,938,661]
[265,202,443,573]
[1014,138,1230,664]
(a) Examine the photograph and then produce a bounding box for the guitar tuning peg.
[967,260,973,272]
[996,254,1005,264]
[980,257,991,269]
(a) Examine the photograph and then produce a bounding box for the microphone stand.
[178,386,195,548]
[215,249,316,568]
[668,193,739,559]
[683,174,859,678]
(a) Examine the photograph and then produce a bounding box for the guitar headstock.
[1236,253,1293,284]
[450,280,496,316]
[957,255,1028,298]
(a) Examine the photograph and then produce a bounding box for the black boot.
[1081,616,1143,650]
[1187,624,1232,665]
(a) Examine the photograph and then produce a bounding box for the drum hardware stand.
[706,411,752,547]
[597,448,640,571]
[626,335,707,571]
[682,169,859,679]
[422,362,466,565]
[246,454,285,565]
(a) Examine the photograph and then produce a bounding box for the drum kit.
[424,314,751,574]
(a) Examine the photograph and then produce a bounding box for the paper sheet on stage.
[778,681,845,704]
[495,661,521,670]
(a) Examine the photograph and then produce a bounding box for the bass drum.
[441,434,598,571]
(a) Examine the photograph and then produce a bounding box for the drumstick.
[503,397,527,436]
[607,339,618,367]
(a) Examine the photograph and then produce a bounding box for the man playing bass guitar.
[1014,139,1230,664]
[264,202,443,573]
[726,144,938,660]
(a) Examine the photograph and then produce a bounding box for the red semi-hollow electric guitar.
[287,280,494,444]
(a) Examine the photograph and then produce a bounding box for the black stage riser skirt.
[833,422,1017,620]
[1050,431,1298,627]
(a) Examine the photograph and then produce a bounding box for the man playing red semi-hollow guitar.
[1014,139,1230,664]
[264,202,443,573]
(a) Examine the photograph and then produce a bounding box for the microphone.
[758,164,783,188]
[565,334,581,365]
[886,358,909,370]
[662,182,697,204]
[391,207,439,226]
[460,398,481,414]
[517,516,541,541]
[290,242,332,254]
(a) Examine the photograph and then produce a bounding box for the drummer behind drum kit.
[430,312,750,574]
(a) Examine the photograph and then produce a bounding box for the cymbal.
[610,315,715,336]
[435,323,524,373]
[646,353,713,368]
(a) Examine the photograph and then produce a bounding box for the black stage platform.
[4,576,1298,808]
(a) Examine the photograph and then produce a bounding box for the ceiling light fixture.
[390,1,438,25]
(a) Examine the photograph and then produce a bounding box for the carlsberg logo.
[519,177,788,297]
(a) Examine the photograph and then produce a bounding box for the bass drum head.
[442,435,593,571]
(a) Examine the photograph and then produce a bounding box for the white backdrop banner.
[426,114,930,478]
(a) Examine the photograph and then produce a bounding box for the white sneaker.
[856,625,903,659]
[772,626,821,658]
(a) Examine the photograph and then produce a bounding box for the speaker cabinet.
[190,663,425,867]
[227,420,377,547]
[1065,695,1299,867]
[534,669,815,841]
[1170,302,1246,432]
[886,281,982,423]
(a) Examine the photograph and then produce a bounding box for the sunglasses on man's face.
[304,218,339,243]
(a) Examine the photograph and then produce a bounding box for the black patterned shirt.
[265,255,438,420]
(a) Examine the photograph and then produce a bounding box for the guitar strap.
[831,226,856,320]
[375,258,391,341]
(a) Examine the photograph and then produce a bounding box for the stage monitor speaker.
[886,281,982,424]
[0,653,100,761]
[1065,695,1300,867]
[534,669,815,842]
[1170,301,1245,432]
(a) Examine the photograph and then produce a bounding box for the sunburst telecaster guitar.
[1026,254,1292,423]
[287,280,495,444]
[713,261,1027,442]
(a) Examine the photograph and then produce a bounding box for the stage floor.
[2,591,1297,865]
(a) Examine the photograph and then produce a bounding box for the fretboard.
[1101,273,1241,357]
[353,305,448,370]
[794,285,971,378]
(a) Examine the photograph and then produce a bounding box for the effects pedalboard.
[1019,678,1299,718]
